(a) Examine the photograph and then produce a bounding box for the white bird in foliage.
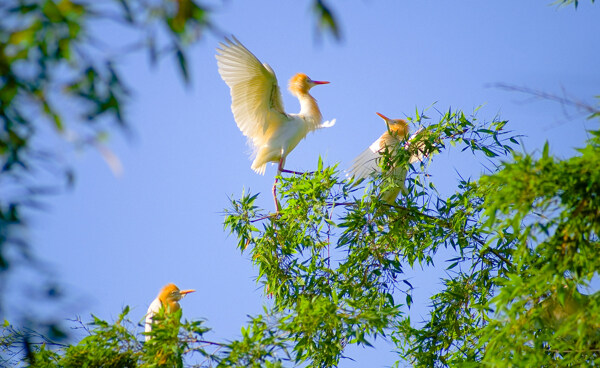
[350,112,425,204]
[216,37,334,175]
[145,283,195,341]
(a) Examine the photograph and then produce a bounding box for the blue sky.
[17,1,600,366]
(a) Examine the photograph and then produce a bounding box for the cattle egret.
[350,112,424,204]
[216,37,334,210]
[216,37,333,174]
[145,283,195,341]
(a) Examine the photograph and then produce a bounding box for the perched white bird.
[145,283,195,341]
[350,112,425,204]
[216,36,334,176]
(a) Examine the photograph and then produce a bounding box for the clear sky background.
[13,1,600,366]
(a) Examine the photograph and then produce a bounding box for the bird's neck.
[296,92,323,128]
[160,298,181,313]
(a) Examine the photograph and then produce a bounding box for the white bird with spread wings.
[216,37,335,176]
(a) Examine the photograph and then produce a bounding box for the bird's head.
[289,73,329,95]
[158,283,196,304]
[376,112,409,138]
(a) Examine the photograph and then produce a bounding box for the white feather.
[216,37,332,174]
[349,137,386,180]
[349,128,426,202]
[144,297,162,342]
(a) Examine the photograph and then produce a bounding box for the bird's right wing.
[216,37,287,149]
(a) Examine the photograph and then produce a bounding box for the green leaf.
[313,0,341,40]
[481,147,497,157]
[447,261,458,270]
[175,45,190,84]
[542,141,550,158]
[117,0,134,23]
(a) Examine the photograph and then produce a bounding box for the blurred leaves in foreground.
[0,0,212,337]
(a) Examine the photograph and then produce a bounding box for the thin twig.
[494,83,599,116]
[250,213,278,223]
[183,338,227,348]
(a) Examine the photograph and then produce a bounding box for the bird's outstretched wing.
[216,37,287,150]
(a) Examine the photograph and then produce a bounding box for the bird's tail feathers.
[251,162,267,175]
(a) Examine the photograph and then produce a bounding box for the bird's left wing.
[350,130,417,180]
[144,297,162,340]
[349,135,386,180]
[216,37,287,149]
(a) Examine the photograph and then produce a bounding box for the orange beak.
[179,289,195,296]
[376,112,390,121]
[311,80,329,85]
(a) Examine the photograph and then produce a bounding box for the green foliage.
[225,109,519,366]
[1,307,217,367]
[225,106,599,366]
[476,128,600,367]
[216,313,289,367]
[3,97,599,368]
[2,307,292,367]
[60,310,139,368]
[10,106,518,367]
[142,308,210,367]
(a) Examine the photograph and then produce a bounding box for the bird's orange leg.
[272,177,281,212]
